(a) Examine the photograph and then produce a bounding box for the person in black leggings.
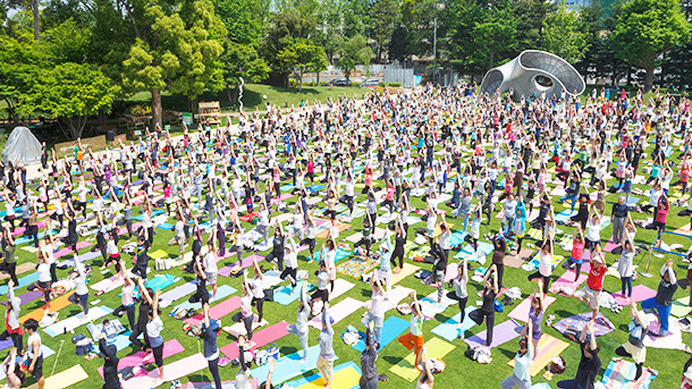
[390,220,406,274]
[200,303,223,389]
[470,264,498,346]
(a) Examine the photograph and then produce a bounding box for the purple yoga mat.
[0,339,13,351]
[160,281,196,302]
[612,285,657,305]
[464,319,521,350]
[218,255,262,277]
[1,290,42,306]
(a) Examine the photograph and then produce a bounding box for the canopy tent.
[1,126,42,166]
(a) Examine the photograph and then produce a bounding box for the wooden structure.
[198,101,221,125]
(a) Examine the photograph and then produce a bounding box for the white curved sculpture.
[479,50,585,101]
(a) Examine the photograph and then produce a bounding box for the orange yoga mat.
[20,290,76,323]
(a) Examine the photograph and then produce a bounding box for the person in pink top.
[654,194,669,246]
[381,179,396,216]
[162,182,172,216]
[363,163,373,194]
[306,156,315,186]
[112,263,137,331]
[272,163,281,199]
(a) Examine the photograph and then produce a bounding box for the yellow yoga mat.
[433,222,454,238]
[20,290,75,323]
[389,337,455,382]
[391,263,420,285]
[295,365,362,389]
[26,364,88,389]
[507,334,569,377]
[315,223,352,239]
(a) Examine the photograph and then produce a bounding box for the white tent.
[1,127,42,165]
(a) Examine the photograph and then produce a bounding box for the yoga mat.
[160,281,197,303]
[156,222,175,230]
[308,297,365,329]
[250,345,338,386]
[430,306,478,342]
[419,296,451,317]
[149,249,169,259]
[98,339,185,378]
[352,316,410,352]
[507,334,569,376]
[132,209,164,221]
[220,321,289,360]
[549,272,588,295]
[224,318,269,338]
[171,284,236,312]
[19,290,76,323]
[507,296,556,323]
[180,379,259,389]
[389,337,455,382]
[89,274,124,293]
[464,319,521,350]
[0,262,35,280]
[273,280,313,305]
[603,238,620,253]
[598,358,657,389]
[0,272,39,295]
[672,296,691,317]
[144,273,181,292]
[185,295,241,325]
[329,278,355,300]
[504,248,535,269]
[43,306,113,337]
[642,313,686,350]
[283,362,361,389]
[270,193,293,203]
[1,290,42,307]
[315,223,352,239]
[25,364,89,389]
[53,241,92,259]
[391,263,420,285]
[123,353,208,389]
[611,285,657,305]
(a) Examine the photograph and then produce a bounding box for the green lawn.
[1,106,690,389]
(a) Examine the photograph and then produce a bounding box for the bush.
[353,81,361,87]
[379,82,386,87]
[388,82,401,87]
[288,78,297,88]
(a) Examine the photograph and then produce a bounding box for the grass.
[1,101,690,389]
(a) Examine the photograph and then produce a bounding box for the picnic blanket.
[552,312,615,338]
[336,255,379,278]
[596,359,658,389]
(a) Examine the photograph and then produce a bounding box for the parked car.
[324,78,352,87]
[359,79,380,87]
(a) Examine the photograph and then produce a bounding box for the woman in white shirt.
[585,210,602,251]
[203,239,218,300]
[68,260,90,317]
[144,288,165,383]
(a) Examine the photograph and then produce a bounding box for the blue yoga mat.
[555,210,577,224]
[280,184,295,191]
[250,345,338,385]
[133,209,164,221]
[157,223,175,230]
[282,362,361,388]
[273,281,314,306]
[171,284,236,312]
[0,272,39,295]
[430,306,477,342]
[352,316,409,352]
[449,231,468,247]
[307,184,325,193]
[15,230,55,246]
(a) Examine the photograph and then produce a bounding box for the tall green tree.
[370,0,400,63]
[278,39,328,90]
[19,62,118,139]
[336,34,372,82]
[542,3,590,63]
[513,0,555,54]
[261,12,317,86]
[388,25,411,62]
[610,0,690,91]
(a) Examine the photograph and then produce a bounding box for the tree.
[610,0,690,92]
[542,3,590,63]
[370,0,400,63]
[513,0,555,54]
[388,25,411,62]
[261,12,317,86]
[19,63,118,139]
[336,34,372,82]
[116,0,226,127]
[278,39,328,90]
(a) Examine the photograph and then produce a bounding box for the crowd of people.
[1,84,692,389]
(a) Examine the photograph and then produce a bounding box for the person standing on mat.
[416,345,435,389]
[250,257,265,323]
[574,246,607,321]
[360,320,380,389]
[68,259,90,318]
[617,238,635,300]
[189,259,209,305]
[362,274,386,341]
[491,234,507,289]
[398,292,425,358]
[614,302,649,381]
[528,280,545,360]
[562,226,585,282]
[641,259,678,336]
[1,279,22,351]
[528,240,553,294]
[1,224,17,285]
[203,235,218,300]
[235,335,255,389]
[317,302,335,389]
[390,220,406,275]
[146,288,165,383]
[232,271,257,342]
[130,279,153,352]
[287,282,310,363]
[23,319,44,389]
[557,320,600,389]
[447,255,468,339]
[470,263,498,347]
[99,331,120,389]
[201,302,223,389]
[113,263,137,331]
[1,348,25,389]
[265,222,286,271]
[501,319,533,389]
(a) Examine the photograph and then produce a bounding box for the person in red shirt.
[573,246,607,320]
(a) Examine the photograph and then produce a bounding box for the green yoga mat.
[388,337,455,382]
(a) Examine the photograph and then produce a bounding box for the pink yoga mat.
[602,238,620,253]
[270,193,293,204]
[550,272,588,295]
[54,240,91,258]
[98,339,185,378]
[465,319,521,350]
[220,321,289,359]
[185,296,241,325]
[611,285,657,305]
[508,296,557,323]
[122,353,208,389]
